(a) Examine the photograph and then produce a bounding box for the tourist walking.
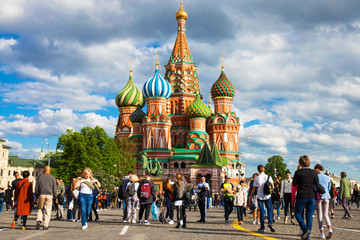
[196,176,209,223]
[280,171,295,224]
[74,168,100,230]
[0,187,4,212]
[137,172,156,225]
[271,182,281,221]
[119,171,134,222]
[35,166,57,230]
[352,184,359,209]
[339,171,352,219]
[72,170,83,222]
[164,179,174,224]
[55,178,65,220]
[234,181,247,225]
[293,155,321,240]
[328,177,336,219]
[10,171,34,230]
[221,175,234,224]
[126,174,139,223]
[173,173,187,228]
[89,178,101,221]
[11,171,22,218]
[314,164,333,239]
[5,185,13,212]
[249,173,260,225]
[249,165,275,233]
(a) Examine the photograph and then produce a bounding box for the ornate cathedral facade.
[114,3,244,192]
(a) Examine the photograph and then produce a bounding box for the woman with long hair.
[173,173,187,228]
[74,168,100,230]
[164,179,174,224]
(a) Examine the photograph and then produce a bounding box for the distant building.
[0,139,45,188]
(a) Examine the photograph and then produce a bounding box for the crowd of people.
[1,155,358,239]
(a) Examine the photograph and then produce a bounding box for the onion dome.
[211,68,235,98]
[115,70,144,108]
[130,105,145,123]
[186,94,212,119]
[176,2,188,20]
[143,63,171,99]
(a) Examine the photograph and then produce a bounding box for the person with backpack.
[196,176,209,223]
[220,175,234,224]
[249,165,275,233]
[137,172,156,224]
[119,171,133,222]
[271,182,281,222]
[126,175,139,223]
[173,173,187,228]
[293,155,322,240]
[314,164,333,239]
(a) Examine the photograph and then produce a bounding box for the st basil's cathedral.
[114,3,244,192]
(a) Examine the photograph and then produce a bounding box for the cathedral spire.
[169,2,192,63]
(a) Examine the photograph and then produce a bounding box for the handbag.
[72,189,80,199]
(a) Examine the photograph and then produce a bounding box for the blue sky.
[0,0,359,181]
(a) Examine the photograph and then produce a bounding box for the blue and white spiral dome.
[143,68,171,99]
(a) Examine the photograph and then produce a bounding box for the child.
[234,180,247,225]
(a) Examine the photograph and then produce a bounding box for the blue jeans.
[274,200,281,217]
[258,198,273,230]
[223,197,233,221]
[0,199,4,212]
[295,198,315,237]
[79,193,93,227]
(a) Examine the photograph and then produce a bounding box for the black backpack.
[126,182,136,196]
[263,176,273,195]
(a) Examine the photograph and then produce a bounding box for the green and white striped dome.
[115,72,145,108]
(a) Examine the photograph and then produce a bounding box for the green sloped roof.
[169,154,199,161]
[8,156,45,168]
[3,145,11,149]
[211,143,223,166]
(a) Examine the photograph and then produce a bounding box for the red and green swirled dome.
[211,70,235,98]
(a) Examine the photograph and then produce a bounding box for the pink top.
[291,184,298,204]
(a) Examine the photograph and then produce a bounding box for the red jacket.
[15,178,34,216]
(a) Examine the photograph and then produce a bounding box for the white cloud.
[0,109,117,138]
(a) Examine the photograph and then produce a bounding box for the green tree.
[48,126,136,185]
[264,155,289,180]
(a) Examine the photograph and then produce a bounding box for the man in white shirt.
[196,176,209,223]
[249,165,275,233]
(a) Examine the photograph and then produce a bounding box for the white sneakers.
[82,223,88,230]
[319,232,325,239]
[284,216,288,224]
[131,219,136,224]
[252,220,256,225]
[168,220,174,224]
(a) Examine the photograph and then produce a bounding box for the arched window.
[163,163,168,169]
[178,132,183,141]
[174,162,179,169]
[181,162,186,168]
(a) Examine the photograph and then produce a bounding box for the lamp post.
[236,134,254,180]
[45,139,51,167]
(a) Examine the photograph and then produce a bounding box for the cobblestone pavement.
[0,205,358,240]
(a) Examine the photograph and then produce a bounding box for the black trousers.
[198,197,207,220]
[175,205,186,223]
[14,215,27,227]
[236,206,244,221]
[284,193,294,218]
[89,197,99,220]
[139,203,151,221]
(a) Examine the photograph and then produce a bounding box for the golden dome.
[176,2,188,20]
